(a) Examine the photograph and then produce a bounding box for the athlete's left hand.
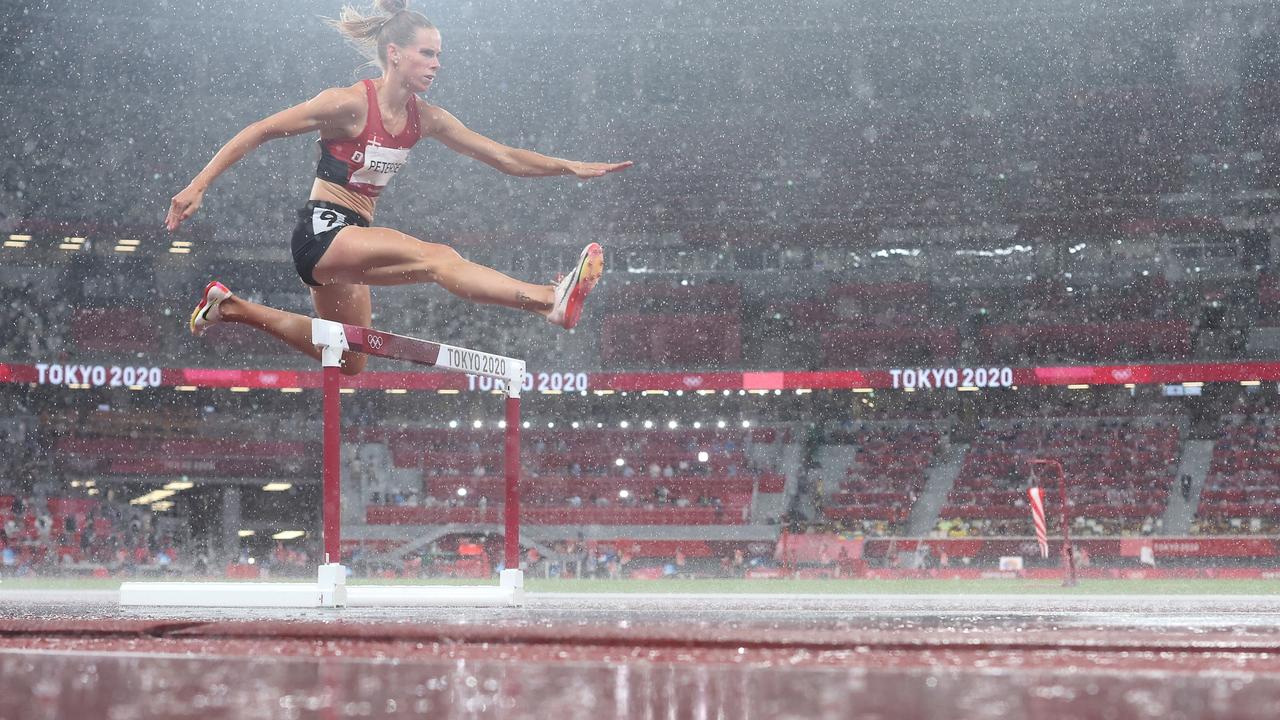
[567,160,633,179]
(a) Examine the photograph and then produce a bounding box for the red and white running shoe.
[189,280,232,336]
[546,243,603,330]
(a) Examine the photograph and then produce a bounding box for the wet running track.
[1,591,1278,719]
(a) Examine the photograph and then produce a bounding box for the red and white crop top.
[315,79,421,199]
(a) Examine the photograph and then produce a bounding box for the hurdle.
[120,318,527,608]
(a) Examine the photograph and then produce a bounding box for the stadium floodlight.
[473,419,483,429]
[619,420,629,429]
[668,420,678,429]
[448,420,458,428]
[717,420,726,429]
[693,421,701,429]
[272,531,305,540]
[698,451,709,462]
[238,530,255,538]
[130,489,175,505]
[615,458,626,467]
[644,420,654,429]
[262,482,292,492]
[456,487,468,497]
[741,420,751,428]
[619,490,630,499]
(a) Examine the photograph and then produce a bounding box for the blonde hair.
[325,0,434,72]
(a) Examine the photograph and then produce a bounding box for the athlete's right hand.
[165,185,204,232]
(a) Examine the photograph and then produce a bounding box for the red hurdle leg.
[504,395,521,570]
[322,364,342,565]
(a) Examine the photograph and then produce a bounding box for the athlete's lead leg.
[313,227,552,309]
[310,226,603,328]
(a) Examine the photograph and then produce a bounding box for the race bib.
[350,142,410,190]
[312,207,349,236]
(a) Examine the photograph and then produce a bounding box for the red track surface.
[0,615,1279,718]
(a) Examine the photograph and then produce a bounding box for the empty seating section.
[979,321,1191,362]
[600,282,743,367]
[71,308,159,354]
[769,278,1194,368]
[823,427,941,534]
[362,427,780,525]
[811,282,958,366]
[602,313,743,366]
[0,496,157,566]
[939,420,1180,536]
[822,326,959,366]
[54,438,317,478]
[1196,419,1280,534]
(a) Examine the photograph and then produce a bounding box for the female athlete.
[164,0,631,375]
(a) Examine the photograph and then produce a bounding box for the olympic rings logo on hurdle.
[366,334,385,350]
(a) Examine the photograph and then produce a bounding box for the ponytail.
[324,0,434,71]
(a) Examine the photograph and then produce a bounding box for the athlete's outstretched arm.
[421,103,632,179]
[165,89,361,231]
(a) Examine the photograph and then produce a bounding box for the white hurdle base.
[119,566,523,609]
[347,569,524,608]
[120,563,349,608]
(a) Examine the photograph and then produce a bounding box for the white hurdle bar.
[121,318,527,608]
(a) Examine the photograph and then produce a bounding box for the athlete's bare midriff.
[310,178,376,223]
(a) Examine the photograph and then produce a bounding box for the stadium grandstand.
[3,0,1280,582]
[10,1,1280,715]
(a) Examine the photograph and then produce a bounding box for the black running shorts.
[290,200,370,287]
